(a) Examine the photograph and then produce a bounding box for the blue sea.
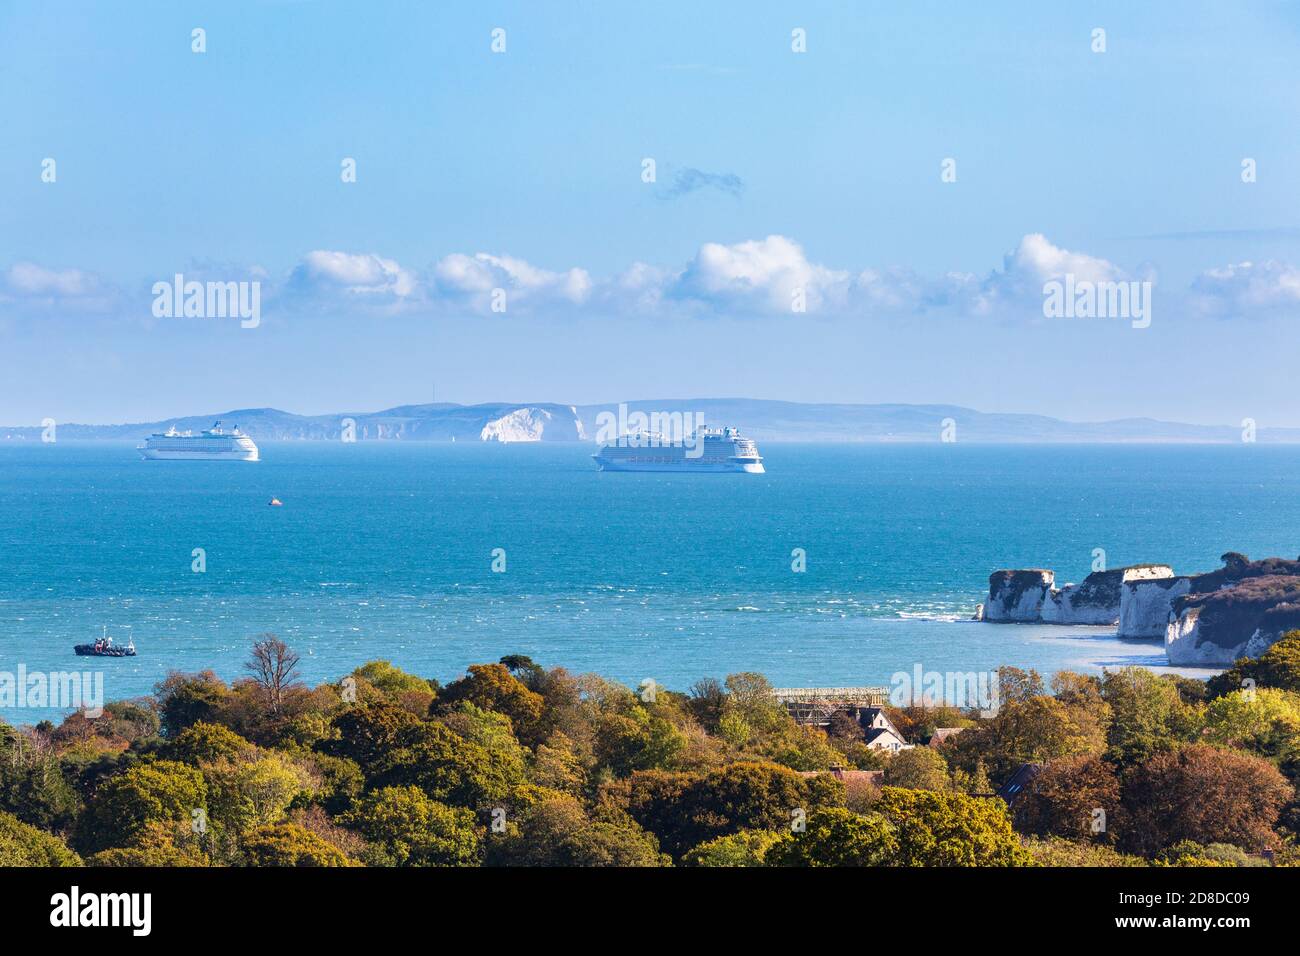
[3,441,1298,724]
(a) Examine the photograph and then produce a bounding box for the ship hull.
[595,458,764,474]
[140,448,259,461]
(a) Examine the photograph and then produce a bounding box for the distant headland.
[6,399,1300,444]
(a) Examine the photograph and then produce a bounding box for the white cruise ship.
[593,426,764,473]
[139,421,259,461]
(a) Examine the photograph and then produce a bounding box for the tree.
[342,786,481,866]
[246,635,303,715]
[241,822,355,866]
[1011,754,1121,842]
[618,761,839,859]
[1209,631,1300,698]
[682,829,783,867]
[484,796,668,867]
[875,787,1032,867]
[203,753,311,838]
[882,747,950,791]
[82,761,207,852]
[1120,744,1292,855]
[321,702,420,776]
[946,694,1107,784]
[165,722,256,766]
[154,671,231,737]
[436,664,545,744]
[371,719,523,808]
[1202,688,1300,763]
[0,810,81,866]
[765,807,897,867]
[1101,667,1196,766]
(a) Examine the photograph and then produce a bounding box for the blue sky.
[4,1,1300,425]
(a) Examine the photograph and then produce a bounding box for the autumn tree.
[246,635,303,715]
[1120,744,1292,855]
[1011,754,1121,843]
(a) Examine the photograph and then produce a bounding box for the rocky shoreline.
[978,553,1300,667]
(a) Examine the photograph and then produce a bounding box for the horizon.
[6,2,1300,424]
[0,393,1294,431]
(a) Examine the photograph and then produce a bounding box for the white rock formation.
[981,570,1054,622]
[479,407,585,443]
[1165,609,1277,666]
[1117,568,1189,638]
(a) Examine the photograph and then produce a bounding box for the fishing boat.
[74,627,137,657]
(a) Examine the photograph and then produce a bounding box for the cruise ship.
[139,421,260,461]
[593,426,764,473]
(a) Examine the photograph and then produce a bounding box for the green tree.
[485,796,668,867]
[1101,667,1197,766]
[436,664,545,745]
[82,760,207,852]
[876,787,1032,867]
[682,829,783,867]
[883,747,950,791]
[1208,630,1300,698]
[0,810,82,866]
[342,786,481,866]
[165,722,256,766]
[154,671,231,737]
[1202,688,1300,763]
[371,719,523,808]
[241,822,355,866]
[765,807,897,866]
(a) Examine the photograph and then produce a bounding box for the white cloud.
[0,262,115,310]
[432,252,592,307]
[671,235,851,313]
[1190,260,1300,317]
[292,251,417,300]
[968,233,1129,315]
[6,234,1166,322]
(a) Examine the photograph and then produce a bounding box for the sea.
[3,441,1298,725]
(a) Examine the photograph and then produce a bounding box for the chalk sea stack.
[982,566,1164,626]
[980,552,1300,667]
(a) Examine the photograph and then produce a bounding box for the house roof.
[995,763,1044,803]
[928,727,966,747]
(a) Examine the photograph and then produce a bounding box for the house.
[928,727,966,748]
[858,707,914,752]
[995,763,1043,804]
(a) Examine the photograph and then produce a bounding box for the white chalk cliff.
[980,570,1054,622]
[1117,568,1189,638]
[479,406,586,443]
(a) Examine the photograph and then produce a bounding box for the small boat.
[74,626,137,657]
[268,498,283,507]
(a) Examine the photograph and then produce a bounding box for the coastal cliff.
[981,553,1300,666]
[981,570,1054,621]
[1164,555,1300,665]
[983,566,1161,625]
[1117,569,1189,638]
